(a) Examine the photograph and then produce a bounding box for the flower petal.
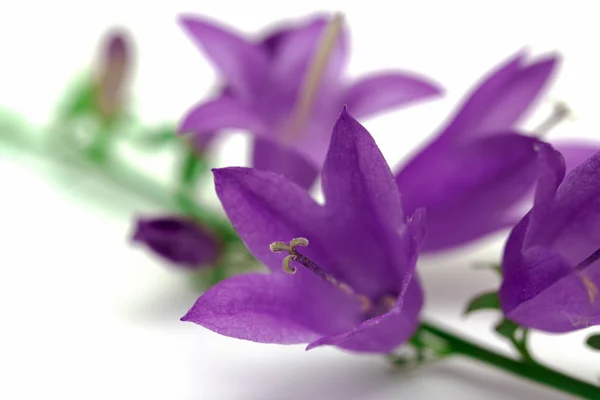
[182,273,361,343]
[306,276,423,353]
[132,216,220,268]
[320,109,409,298]
[442,51,557,139]
[500,245,600,332]
[269,16,348,95]
[179,15,269,100]
[213,167,329,274]
[342,72,442,118]
[526,151,600,266]
[397,133,540,252]
[552,141,600,173]
[251,138,319,189]
[178,96,268,135]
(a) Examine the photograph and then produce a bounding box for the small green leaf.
[464,291,500,315]
[586,334,600,351]
[495,319,520,340]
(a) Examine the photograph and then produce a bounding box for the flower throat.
[270,238,396,316]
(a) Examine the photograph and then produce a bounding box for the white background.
[1,1,599,399]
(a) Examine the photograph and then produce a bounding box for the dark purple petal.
[552,141,600,173]
[320,109,413,298]
[251,138,319,189]
[501,245,600,332]
[342,72,442,118]
[501,146,600,332]
[442,51,557,140]
[132,216,220,268]
[531,142,565,211]
[526,151,600,266]
[178,96,268,135]
[213,167,330,274]
[182,273,362,343]
[179,15,269,100]
[306,277,423,352]
[397,133,540,252]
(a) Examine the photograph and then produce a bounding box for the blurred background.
[1,1,599,399]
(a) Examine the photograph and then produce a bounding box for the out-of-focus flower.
[500,144,600,332]
[395,51,577,252]
[94,29,131,121]
[182,109,425,353]
[178,13,442,188]
[132,216,221,269]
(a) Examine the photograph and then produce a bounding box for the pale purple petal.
[442,51,557,139]
[552,141,600,173]
[179,15,269,100]
[179,96,268,135]
[269,16,348,95]
[342,72,442,118]
[251,138,319,189]
[182,273,362,343]
[397,133,540,252]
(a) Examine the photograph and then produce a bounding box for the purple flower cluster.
[135,13,600,352]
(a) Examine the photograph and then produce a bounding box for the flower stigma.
[534,101,572,136]
[283,12,345,142]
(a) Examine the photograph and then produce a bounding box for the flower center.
[574,247,600,304]
[282,13,344,142]
[534,101,572,136]
[270,237,396,316]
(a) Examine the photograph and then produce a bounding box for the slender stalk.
[416,320,600,400]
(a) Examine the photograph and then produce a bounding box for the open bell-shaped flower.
[181,109,426,353]
[177,13,442,189]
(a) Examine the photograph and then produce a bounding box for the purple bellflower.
[177,13,442,189]
[132,216,221,269]
[395,50,563,252]
[500,144,600,332]
[182,109,426,353]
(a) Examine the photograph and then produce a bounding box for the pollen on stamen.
[269,237,309,274]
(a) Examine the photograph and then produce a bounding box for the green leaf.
[464,291,500,315]
[495,319,520,340]
[586,334,600,351]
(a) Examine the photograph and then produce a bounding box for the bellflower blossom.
[132,216,220,269]
[500,144,600,332]
[182,109,426,353]
[395,51,564,252]
[177,14,442,188]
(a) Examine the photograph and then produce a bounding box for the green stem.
[417,321,600,400]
